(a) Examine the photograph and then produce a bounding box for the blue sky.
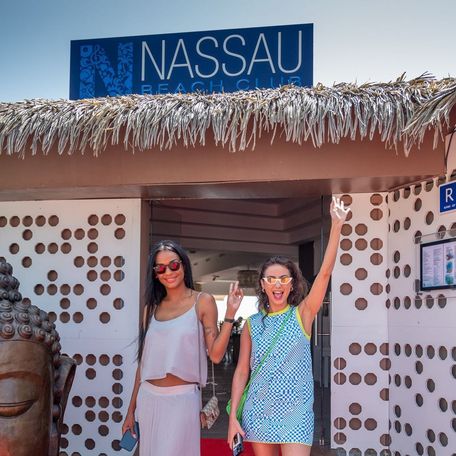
[1,0,455,101]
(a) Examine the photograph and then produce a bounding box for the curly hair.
[257,256,308,319]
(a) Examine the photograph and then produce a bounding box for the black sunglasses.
[153,259,182,275]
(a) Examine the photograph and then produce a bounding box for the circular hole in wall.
[370,208,383,220]
[101,214,112,225]
[370,194,382,205]
[115,214,126,225]
[334,417,347,429]
[113,298,124,310]
[349,403,362,415]
[22,257,32,268]
[416,361,424,374]
[439,398,448,412]
[355,239,367,250]
[47,243,58,254]
[437,295,447,309]
[416,393,424,406]
[74,257,84,267]
[349,418,361,430]
[100,312,111,324]
[426,429,435,442]
[364,373,377,385]
[425,211,434,225]
[340,283,352,295]
[380,388,389,401]
[86,298,97,310]
[48,215,59,226]
[404,217,411,230]
[87,228,98,240]
[35,215,46,226]
[355,268,368,280]
[334,372,346,385]
[87,256,97,267]
[364,418,377,430]
[340,254,352,265]
[88,214,98,226]
[341,224,352,236]
[61,243,72,254]
[87,243,98,254]
[439,432,448,447]
[439,346,448,360]
[355,224,368,235]
[100,284,111,296]
[355,298,368,310]
[370,238,383,250]
[114,256,125,267]
[61,229,72,240]
[334,358,347,370]
[10,216,20,227]
[349,343,362,355]
[370,253,383,265]
[60,298,70,309]
[370,283,383,295]
[427,346,435,359]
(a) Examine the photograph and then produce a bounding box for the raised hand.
[331,196,351,223]
[226,281,244,316]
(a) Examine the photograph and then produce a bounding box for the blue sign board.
[70,24,313,99]
[440,181,456,213]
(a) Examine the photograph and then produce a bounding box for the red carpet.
[201,438,255,455]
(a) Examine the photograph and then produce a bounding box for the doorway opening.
[149,196,333,447]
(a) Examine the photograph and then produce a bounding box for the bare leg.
[251,442,280,456]
[281,443,312,456]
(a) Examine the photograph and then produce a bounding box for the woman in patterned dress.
[227,197,350,456]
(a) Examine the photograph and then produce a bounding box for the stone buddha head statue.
[0,259,76,456]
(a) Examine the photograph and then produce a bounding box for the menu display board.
[420,238,456,290]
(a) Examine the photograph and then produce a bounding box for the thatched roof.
[1,74,455,157]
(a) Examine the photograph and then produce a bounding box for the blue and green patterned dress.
[242,305,313,445]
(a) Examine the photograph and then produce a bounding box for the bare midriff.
[146,373,198,387]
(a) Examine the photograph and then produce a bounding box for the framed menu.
[420,238,456,290]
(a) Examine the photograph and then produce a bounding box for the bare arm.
[121,365,140,437]
[199,282,243,364]
[122,307,149,437]
[299,197,350,332]
[227,324,251,446]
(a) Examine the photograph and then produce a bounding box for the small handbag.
[200,362,220,429]
[226,307,293,422]
[196,293,220,429]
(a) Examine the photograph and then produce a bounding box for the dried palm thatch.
[0,74,455,158]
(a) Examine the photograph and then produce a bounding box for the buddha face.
[0,341,53,456]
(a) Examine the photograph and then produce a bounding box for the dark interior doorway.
[149,196,333,448]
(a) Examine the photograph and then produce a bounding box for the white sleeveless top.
[140,297,208,386]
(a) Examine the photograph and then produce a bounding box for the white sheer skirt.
[136,382,200,456]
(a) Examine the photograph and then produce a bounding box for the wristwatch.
[224,317,235,323]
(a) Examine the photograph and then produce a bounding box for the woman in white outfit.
[122,239,243,456]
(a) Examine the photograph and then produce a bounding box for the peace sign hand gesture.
[226,281,244,317]
[331,196,351,225]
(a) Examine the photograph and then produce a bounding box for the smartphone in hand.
[120,421,139,451]
[232,432,244,456]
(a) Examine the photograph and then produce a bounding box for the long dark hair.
[257,256,308,319]
[137,240,194,361]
